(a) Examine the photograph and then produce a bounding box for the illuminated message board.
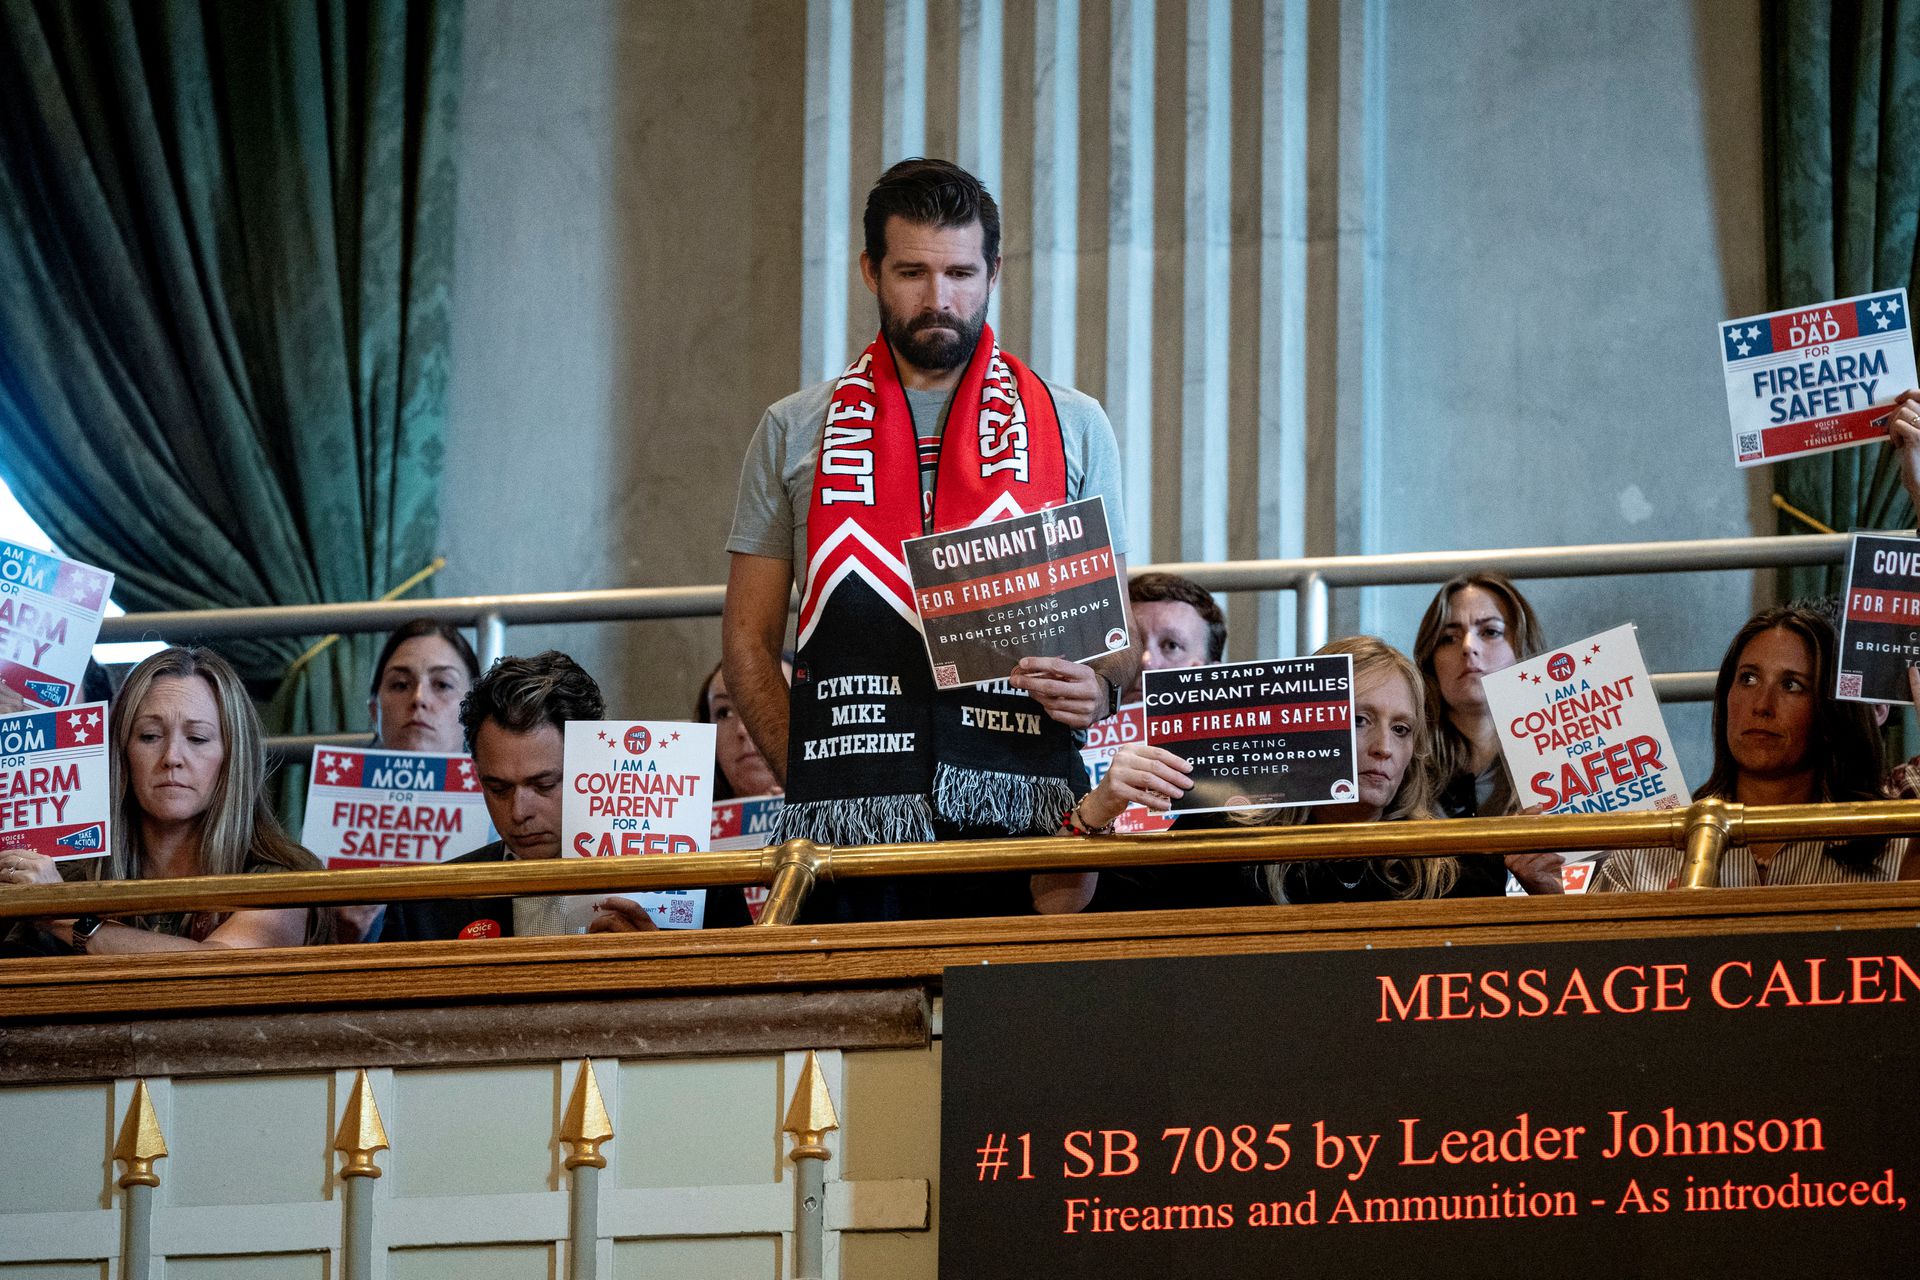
[942,931,1917,1277]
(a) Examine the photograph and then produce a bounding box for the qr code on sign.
[1738,432,1762,457]
[1839,672,1864,698]
[667,898,695,926]
[934,662,960,689]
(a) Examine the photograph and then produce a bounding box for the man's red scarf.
[781,325,1085,847]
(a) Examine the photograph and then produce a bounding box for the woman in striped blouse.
[1595,606,1905,891]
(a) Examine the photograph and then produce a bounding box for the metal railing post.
[1296,572,1328,655]
[114,1081,167,1280]
[561,1061,613,1280]
[756,839,824,926]
[334,1070,389,1280]
[1676,797,1738,889]
[476,610,508,671]
[783,1051,839,1280]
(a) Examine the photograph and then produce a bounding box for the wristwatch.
[1101,674,1122,720]
[70,915,105,954]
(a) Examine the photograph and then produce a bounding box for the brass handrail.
[3,798,1917,926]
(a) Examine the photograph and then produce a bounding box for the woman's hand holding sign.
[1504,803,1566,894]
[0,849,63,887]
[1032,745,1194,915]
[1080,743,1195,829]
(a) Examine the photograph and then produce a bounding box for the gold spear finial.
[782,1051,839,1162]
[113,1080,169,1189]
[334,1070,391,1180]
[561,1060,615,1171]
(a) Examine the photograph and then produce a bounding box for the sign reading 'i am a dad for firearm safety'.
[940,932,1920,1280]
[1720,289,1916,467]
[0,702,110,860]
[1143,655,1356,816]
[903,496,1129,689]
[1837,532,1920,703]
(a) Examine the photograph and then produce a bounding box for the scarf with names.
[780,326,1086,846]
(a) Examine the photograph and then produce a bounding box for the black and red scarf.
[779,326,1087,846]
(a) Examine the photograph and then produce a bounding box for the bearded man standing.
[722,159,1137,921]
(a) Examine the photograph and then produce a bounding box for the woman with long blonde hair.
[0,647,329,952]
[1247,636,1473,903]
[1034,637,1498,910]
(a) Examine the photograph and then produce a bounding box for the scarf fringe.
[933,763,1077,834]
[776,794,936,847]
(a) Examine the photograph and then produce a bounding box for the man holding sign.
[376,653,750,939]
[723,159,1136,921]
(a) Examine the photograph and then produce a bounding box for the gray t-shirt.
[726,376,1131,570]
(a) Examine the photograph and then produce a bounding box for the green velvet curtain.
[0,0,460,745]
[1771,0,1920,601]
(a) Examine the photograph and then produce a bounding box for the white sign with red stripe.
[0,540,113,711]
[0,702,110,860]
[300,746,494,869]
[1720,289,1916,467]
[561,720,716,929]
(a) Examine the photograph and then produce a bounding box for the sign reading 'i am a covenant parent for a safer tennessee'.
[0,702,110,860]
[1720,289,1916,467]
[561,720,715,930]
[0,539,114,710]
[1481,625,1687,816]
[299,747,495,869]
[903,496,1130,690]
[1144,655,1356,816]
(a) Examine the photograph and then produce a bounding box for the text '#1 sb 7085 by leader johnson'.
[1719,289,1916,467]
[940,934,1920,1279]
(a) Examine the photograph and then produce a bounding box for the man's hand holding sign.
[1009,656,1111,729]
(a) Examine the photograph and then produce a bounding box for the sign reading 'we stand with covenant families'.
[0,539,114,710]
[561,720,715,929]
[0,702,110,860]
[299,747,495,870]
[1837,532,1920,703]
[1481,625,1686,816]
[903,496,1130,689]
[1720,289,1916,467]
[1144,656,1356,816]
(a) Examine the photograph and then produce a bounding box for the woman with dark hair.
[1595,606,1905,890]
[368,619,480,753]
[1411,573,1559,894]
[0,647,331,951]
[696,656,790,801]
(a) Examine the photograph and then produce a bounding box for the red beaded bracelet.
[1060,798,1115,836]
